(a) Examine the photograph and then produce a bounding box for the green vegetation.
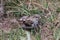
[0,0,60,40]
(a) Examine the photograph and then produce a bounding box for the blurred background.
[0,0,60,40]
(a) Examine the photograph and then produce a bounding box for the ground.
[0,0,60,40]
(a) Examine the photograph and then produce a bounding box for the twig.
[26,31,31,40]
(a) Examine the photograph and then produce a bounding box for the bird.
[18,14,40,32]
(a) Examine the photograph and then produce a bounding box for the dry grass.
[0,0,60,40]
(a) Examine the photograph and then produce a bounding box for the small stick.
[26,31,31,40]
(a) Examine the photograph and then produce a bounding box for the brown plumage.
[18,14,40,31]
